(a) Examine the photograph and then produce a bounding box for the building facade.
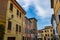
[51,14,58,40]
[23,17,31,40]
[23,18,37,40]
[38,26,53,40]
[51,0,60,39]
[29,18,37,40]
[0,0,26,40]
[38,30,44,40]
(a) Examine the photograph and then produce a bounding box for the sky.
[16,0,54,30]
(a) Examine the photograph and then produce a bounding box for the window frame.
[17,10,19,16]
[10,3,13,11]
[58,8,60,22]
[16,24,18,32]
[8,21,12,30]
[20,13,21,17]
[19,26,21,32]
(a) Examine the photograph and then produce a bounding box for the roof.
[38,30,43,33]
[11,0,26,15]
[45,26,53,29]
[29,18,37,21]
[25,17,32,22]
[25,17,28,20]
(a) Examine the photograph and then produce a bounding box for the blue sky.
[16,0,54,30]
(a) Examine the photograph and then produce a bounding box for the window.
[48,38,50,40]
[45,30,46,32]
[50,30,52,32]
[11,15,14,18]
[17,10,19,15]
[19,26,21,32]
[59,35,60,38]
[59,15,60,21]
[10,3,13,11]
[48,34,49,36]
[25,28,28,33]
[51,38,53,40]
[45,34,47,36]
[20,13,21,17]
[25,19,28,26]
[53,29,55,34]
[8,21,12,30]
[7,37,15,40]
[56,27,58,33]
[47,30,49,32]
[51,34,53,37]
[42,31,43,33]
[16,24,18,32]
[58,8,60,21]
[44,37,46,40]
[22,36,24,40]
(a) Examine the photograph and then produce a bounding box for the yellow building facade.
[51,0,60,39]
[0,0,26,40]
[38,26,53,40]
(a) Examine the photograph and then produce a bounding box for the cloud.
[35,6,47,19]
[16,0,53,19]
[16,0,54,29]
[16,0,33,10]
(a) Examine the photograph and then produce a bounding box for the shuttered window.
[8,21,12,30]
[10,3,13,11]
[17,10,19,15]
[16,24,18,32]
[19,26,21,32]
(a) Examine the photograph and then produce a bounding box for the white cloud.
[16,0,33,10]
[16,0,54,29]
[16,0,53,19]
[35,6,47,19]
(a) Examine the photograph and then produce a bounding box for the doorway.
[7,37,15,40]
